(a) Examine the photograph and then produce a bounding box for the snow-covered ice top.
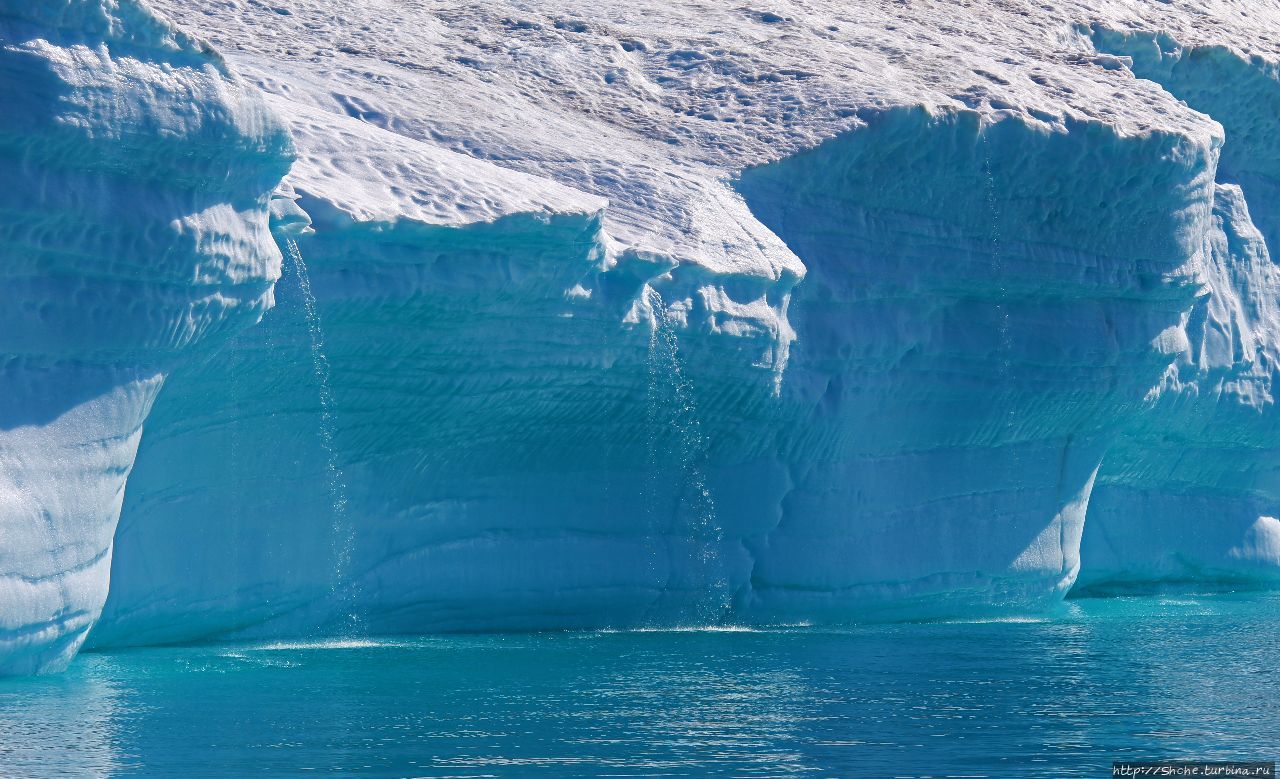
[275,96,606,229]
[147,0,1267,278]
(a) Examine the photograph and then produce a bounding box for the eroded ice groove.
[735,106,1216,620]
[0,0,291,674]
[1075,30,1280,592]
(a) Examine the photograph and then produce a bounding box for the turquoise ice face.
[6,0,1280,679]
[0,0,292,675]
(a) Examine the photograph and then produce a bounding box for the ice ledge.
[272,95,608,230]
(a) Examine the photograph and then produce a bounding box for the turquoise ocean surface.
[2,593,1276,777]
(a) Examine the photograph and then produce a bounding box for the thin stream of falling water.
[284,238,361,636]
[981,131,1013,380]
[643,291,666,613]
[643,286,731,625]
[227,339,244,614]
[981,128,1023,478]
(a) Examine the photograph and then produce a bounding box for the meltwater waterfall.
[980,129,1024,488]
[643,287,731,624]
[283,238,361,635]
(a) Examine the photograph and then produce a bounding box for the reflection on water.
[0,659,127,776]
[1,593,1277,777]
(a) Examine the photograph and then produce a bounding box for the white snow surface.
[275,95,607,227]
[149,0,1248,280]
[6,0,1280,670]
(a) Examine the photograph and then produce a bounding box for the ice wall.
[92,102,796,645]
[0,1,290,673]
[736,106,1220,619]
[1077,30,1280,592]
[95,101,1238,644]
[6,0,1280,668]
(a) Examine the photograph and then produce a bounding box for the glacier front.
[4,0,1280,672]
[0,0,291,672]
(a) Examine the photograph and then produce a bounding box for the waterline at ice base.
[3,0,1280,764]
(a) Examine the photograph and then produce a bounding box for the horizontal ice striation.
[80,0,1280,647]
[0,1,291,673]
[92,102,795,645]
[1077,30,1280,592]
[0,0,1257,665]
[735,106,1221,619]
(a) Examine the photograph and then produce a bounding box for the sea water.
[1,592,1277,777]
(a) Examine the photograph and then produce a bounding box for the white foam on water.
[246,638,397,652]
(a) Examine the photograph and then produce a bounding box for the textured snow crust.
[8,0,1280,666]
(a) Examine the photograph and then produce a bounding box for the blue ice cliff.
[0,0,291,672]
[3,0,1280,673]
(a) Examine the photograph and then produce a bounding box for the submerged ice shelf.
[5,0,1280,673]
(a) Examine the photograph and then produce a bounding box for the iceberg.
[2,0,1280,672]
[0,0,291,673]
[1079,29,1280,592]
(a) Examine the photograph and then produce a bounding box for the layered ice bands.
[0,1,291,673]
[7,0,1280,670]
[736,106,1219,618]
[92,103,794,646]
